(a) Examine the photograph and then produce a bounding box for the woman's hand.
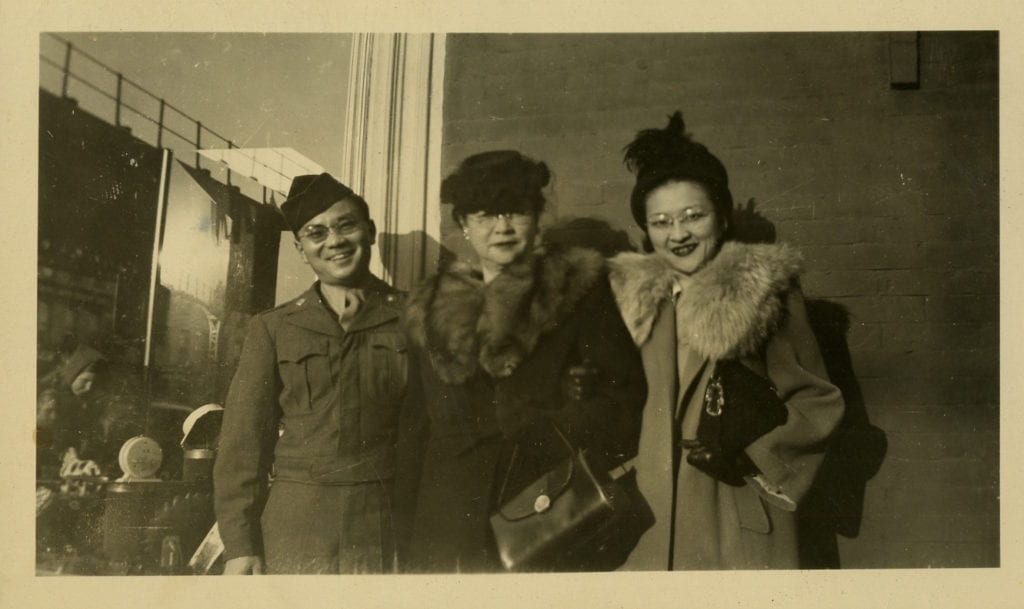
[682,439,758,486]
[685,408,786,485]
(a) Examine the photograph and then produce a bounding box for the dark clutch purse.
[489,423,651,572]
[687,359,789,486]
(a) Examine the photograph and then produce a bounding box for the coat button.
[534,494,551,513]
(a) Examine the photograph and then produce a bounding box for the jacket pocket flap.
[368,333,407,353]
[734,484,771,534]
[277,336,329,363]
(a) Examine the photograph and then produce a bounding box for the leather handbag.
[489,423,647,572]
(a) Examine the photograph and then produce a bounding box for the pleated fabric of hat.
[281,173,357,234]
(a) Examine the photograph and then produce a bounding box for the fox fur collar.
[608,241,803,360]
[405,246,605,384]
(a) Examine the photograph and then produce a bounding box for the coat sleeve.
[213,315,281,560]
[555,275,648,466]
[743,286,845,509]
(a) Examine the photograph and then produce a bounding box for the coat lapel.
[281,286,345,338]
[346,277,402,333]
[281,277,401,337]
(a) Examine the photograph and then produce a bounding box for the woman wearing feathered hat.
[394,150,647,572]
[609,112,845,569]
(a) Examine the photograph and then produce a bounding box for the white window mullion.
[340,33,445,289]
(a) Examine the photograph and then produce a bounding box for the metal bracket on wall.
[889,32,920,89]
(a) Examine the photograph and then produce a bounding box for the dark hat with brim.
[281,173,356,234]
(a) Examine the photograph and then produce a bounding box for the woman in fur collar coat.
[609,113,845,569]
[393,151,647,572]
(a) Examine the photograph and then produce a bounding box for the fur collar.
[608,241,802,360]
[405,246,605,384]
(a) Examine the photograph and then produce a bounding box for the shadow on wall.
[732,198,778,245]
[799,299,888,569]
[542,216,636,256]
[735,198,889,569]
[377,231,456,291]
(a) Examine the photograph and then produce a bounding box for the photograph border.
[2,2,1021,608]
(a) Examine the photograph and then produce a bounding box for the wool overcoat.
[608,242,845,570]
[394,247,647,573]
[213,276,407,572]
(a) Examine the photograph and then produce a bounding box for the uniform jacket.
[394,247,647,572]
[608,242,845,570]
[213,276,407,560]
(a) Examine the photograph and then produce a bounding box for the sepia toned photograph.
[31,30,998,580]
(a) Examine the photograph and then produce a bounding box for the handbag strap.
[675,359,712,427]
[673,358,712,473]
[494,420,576,515]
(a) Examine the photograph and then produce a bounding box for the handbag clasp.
[704,376,724,417]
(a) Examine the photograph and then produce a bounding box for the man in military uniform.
[214,173,408,574]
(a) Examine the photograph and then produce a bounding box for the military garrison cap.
[281,173,364,234]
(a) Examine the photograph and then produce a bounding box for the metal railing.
[40,33,318,201]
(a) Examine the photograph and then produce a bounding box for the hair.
[441,150,550,225]
[623,111,734,249]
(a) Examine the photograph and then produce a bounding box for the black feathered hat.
[281,173,366,234]
[441,150,550,222]
[623,112,733,232]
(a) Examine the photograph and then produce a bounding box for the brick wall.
[440,32,999,568]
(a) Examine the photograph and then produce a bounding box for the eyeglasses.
[299,218,364,243]
[646,209,712,231]
[465,212,535,228]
